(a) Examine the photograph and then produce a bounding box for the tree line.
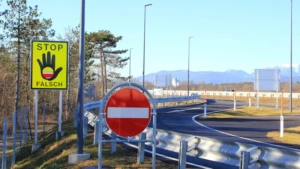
[0,0,129,120]
[156,81,300,93]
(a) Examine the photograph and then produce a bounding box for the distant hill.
[134,64,300,84]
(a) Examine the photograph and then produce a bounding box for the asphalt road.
[93,99,300,168]
[148,99,300,151]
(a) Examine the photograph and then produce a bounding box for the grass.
[206,106,300,118]
[205,95,300,108]
[13,120,178,169]
[266,126,300,146]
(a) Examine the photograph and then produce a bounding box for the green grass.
[13,120,178,169]
[267,126,300,146]
[205,107,300,118]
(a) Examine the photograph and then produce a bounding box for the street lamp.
[129,48,133,82]
[188,36,193,96]
[290,0,293,113]
[143,3,152,89]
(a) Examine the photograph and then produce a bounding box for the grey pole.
[129,48,133,81]
[290,0,293,113]
[34,90,38,144]
[20,108,23,149]
[12,111,16,165]
[77,0,85,154]
[2,118,7,169]
[143,4,152,89]
[43,102,46,133]
[187,36,193,96]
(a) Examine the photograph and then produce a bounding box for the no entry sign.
[105,88,151,137]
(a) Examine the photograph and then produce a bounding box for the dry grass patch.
[206,107,300,118]
[206,95,300,108]
[13,120,178,169]
[266,126,300,146]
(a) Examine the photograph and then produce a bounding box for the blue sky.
[2,0,300,78]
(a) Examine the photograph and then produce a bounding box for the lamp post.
[290,0,293,113]
[188,36,193,96]
[77,0,85,154]
[143,3,152,89]
[129,48,133,82]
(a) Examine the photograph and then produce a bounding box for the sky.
[2,0,300,78]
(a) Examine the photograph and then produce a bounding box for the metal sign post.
[31,90,41,152]
[98,82,157,169]
[56,90,64,139]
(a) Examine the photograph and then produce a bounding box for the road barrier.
[83,96,300,169]
[150,90,300,99]
[0,106,30,169]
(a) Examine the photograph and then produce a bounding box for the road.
[93,99,300,168]
[148,99,300,151]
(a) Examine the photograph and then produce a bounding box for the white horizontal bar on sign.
[107,107,149,118]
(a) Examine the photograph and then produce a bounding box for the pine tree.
[86,30,129,97]
[2,0,55,114]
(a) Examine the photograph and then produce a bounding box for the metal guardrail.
[149,90,300,99]
[82,96,300,169]
[153,95,199,103]
[83,95,200,106]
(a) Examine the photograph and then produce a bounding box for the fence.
[0,102,55,169]
[0,107,29,169]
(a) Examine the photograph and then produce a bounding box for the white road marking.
[165,110,186,113]
[192,105,300,152]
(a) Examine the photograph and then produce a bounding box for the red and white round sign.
[105,88,151,137]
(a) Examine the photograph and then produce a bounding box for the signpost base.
[56,131,65,140]
[68,152,90,164]
[31,143,41,153]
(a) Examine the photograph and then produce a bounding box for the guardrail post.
[111,132,117,153]
[276,94,279,110]
[248,97,251,107]
[137,132,146,164]
[240,151,250,169]
[2,118,7,169]
[186,95,188,104]
[83,116,88,138]
[93,119,99,145]
[280,115,284,137]
[178,140,187,169]
[74,107,78,128]
[204,104,207,118]
[234,99,236,111]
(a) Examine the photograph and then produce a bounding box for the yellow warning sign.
[31,41,68,90]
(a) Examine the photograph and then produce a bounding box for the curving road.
[149,99,300,151]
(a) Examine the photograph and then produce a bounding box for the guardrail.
[149,90,300,99]
[153,95,199,104]
[75,95,202,127]
[82,97,300,169]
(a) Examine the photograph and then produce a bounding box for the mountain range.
[134,64,300,84]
